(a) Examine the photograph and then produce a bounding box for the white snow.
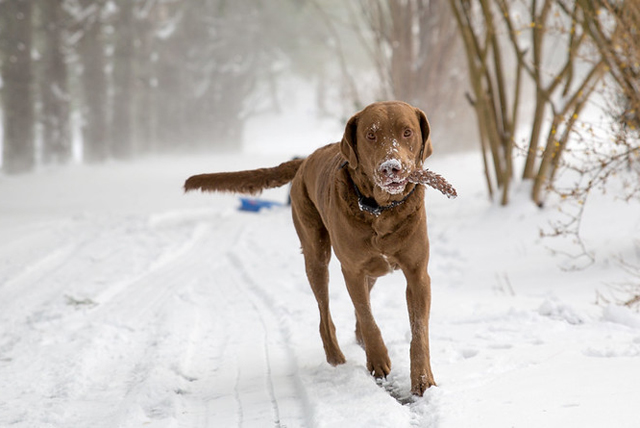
[1,149,639,427]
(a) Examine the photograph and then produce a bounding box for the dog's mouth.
[376,176,409,195]
[375,159,415,195]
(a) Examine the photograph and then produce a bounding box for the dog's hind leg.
[291,191,346,366]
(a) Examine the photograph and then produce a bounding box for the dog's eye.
[366,131,376,141]
[403,129,413,138]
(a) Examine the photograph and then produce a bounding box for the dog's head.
[340,101,432,195]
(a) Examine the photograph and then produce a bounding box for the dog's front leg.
[404,267,436,395]
[342,267,391,378]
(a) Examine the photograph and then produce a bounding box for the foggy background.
[0,0,475,173]
[0,0,637,210]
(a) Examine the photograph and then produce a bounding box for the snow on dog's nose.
[376,158,408,195]
[378,159,403,178]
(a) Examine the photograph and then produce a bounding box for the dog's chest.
[368,216,411,250]
[365,222,406,272]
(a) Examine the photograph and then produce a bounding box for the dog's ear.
[340,113,359,168]
[417,108,433,162]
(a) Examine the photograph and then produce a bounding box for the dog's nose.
[379,159,403,177]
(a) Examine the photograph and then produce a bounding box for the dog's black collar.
[339,161,416,216]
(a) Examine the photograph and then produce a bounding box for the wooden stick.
[408,169,458,199]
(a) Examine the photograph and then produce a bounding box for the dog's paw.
[411,373,437,396]
[326,350,347,366]
[367,355,391,378]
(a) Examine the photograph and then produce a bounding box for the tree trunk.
[154,45,185,152]
[77,0,109,163]
[39,0,72,165]
[133,5,156,156]
[522,96,546,179]
[153,1,186,152]
[532,62,605,205]
[1,0,35,174]
[389,0,415,102]
[450,0,517,204]
[111,0,135,159]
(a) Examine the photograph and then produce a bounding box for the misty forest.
[0,1,637,196]
[1,0,638,209]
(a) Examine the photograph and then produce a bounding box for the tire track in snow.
[192,251,309,428]
[0,218,97,321]
[168,256,257,428]
[83,214,250,427]
[0,219,104,371]
[88,209,313,428]
[1,241,79,300]
[234,364,246,428]
[0,219,77,287]
[0,210,251,427]
[227,254,284,428]
[225,237,314,428]
[173,208,315,427]
[91,221,213,308]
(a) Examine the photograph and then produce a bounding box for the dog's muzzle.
[376,159,409,194]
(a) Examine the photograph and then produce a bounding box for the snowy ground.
[1,149,639,428]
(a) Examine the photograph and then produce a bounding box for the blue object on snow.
[239,197,284,212]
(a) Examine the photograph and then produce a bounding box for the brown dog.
[185,101,436,395]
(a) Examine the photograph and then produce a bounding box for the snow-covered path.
[1,153,639,427]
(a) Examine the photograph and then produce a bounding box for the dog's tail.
[184,158,304,195]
